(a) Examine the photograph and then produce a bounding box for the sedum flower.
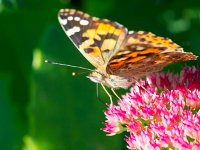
[103,67,200,150]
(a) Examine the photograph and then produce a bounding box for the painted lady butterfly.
[58,9,197,90]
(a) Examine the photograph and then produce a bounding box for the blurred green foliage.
[0,0,199,149]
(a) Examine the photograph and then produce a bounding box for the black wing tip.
[58,9,78,15]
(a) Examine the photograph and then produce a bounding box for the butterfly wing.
[58,9,127,71]
[106,31,197,77]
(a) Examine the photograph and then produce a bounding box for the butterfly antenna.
[72,71,90,76]
[45,60,93,71]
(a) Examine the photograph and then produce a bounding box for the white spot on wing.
[80,19,89,25]
[59,9,65,13]
[66,26,80,36]
[136,46,145,50]
[58,17,67,25]
[92,17,99,21]
[73,26,81,32]
[116,51,132,55]
[128,31,134,34]
[138,31,144,34]
[74,17,80,21]
[68,16,73,21]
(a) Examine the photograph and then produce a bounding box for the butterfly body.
[58,9,197,89]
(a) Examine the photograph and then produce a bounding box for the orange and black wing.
[58,9,127,70]
[107,31,197,77]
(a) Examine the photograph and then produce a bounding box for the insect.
[56,9,197,101]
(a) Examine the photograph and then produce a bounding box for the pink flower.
[103,67,200,149]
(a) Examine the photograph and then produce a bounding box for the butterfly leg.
[111,88,121,100]
[101,83,113,104]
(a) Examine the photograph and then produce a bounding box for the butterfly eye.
[87,71,105,83]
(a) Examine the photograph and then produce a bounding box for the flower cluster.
[103,67,200,150]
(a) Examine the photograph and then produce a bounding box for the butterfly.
[58,9,197,92]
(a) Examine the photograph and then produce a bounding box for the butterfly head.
[87,70,105,84]
[87,70,134,89]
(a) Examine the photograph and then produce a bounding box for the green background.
[0,0,199,149]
